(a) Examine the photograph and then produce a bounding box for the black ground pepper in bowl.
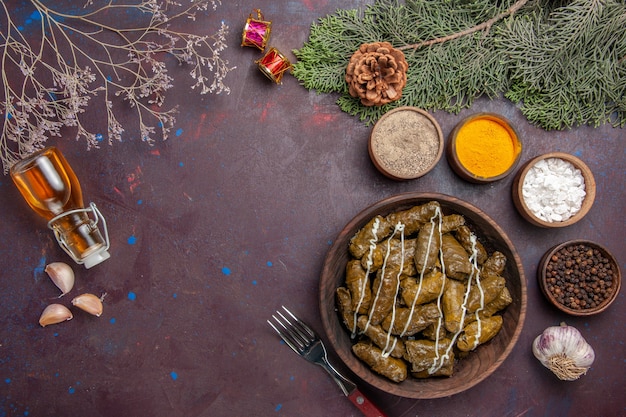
[538,240,621,316]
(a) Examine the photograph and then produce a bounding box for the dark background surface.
[1,1,624,416]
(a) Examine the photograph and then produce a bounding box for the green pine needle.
[292,0,626,129]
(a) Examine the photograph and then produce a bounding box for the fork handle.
[347,389,388,417]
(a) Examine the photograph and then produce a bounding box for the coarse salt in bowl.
[512,152,596,228]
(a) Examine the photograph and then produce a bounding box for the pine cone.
[346,42,408,106]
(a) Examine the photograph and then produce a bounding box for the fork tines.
[267,306,315,353]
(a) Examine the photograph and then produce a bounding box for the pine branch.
[398,0,529,51]
[292,0,625,129]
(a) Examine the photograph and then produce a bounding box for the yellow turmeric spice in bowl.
[447,113,521,183]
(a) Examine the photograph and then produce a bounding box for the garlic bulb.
[72,293,104,317]
[39,303,73,327]
[532,322,595,381]
[45,262,75,297]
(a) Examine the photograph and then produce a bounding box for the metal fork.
[268,306,387,417]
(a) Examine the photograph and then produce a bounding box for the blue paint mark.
[275,404,283,411]
[170,371,178,381]
[175,128,183,136]
[137,199,143,205]
[4,378,10,384]
[172,293,177,299]
[30,11,42,20]
[574,150,582,157]
[33,256,46,281]
[127,235,137,245]
[109,318,116,324]
[266,261,273,267]
[106,75,112,81]
[128,292,136,301]
[221,267,231,275]
[68,387,75,394]
[54,372,59,377]
[53,332,59,337]
[178,161,184,167]
[95,133,103,142]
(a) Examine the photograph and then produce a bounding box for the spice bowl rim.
[446,112,522,184]
[511,152,596,228]
[537,239,621,316]
[368,106,444,181]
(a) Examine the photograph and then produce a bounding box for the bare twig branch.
[399,0,529,51]
[0,0,234,173]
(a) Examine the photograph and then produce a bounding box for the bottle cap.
[83,248,111,269]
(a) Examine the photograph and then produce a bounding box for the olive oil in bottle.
[10,147,110,268]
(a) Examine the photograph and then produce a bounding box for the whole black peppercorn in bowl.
[538,240,621,316]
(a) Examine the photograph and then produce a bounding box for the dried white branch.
[0,0,234,173]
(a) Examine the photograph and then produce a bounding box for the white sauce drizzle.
[363,218,393,335]
[353,209,489,372]
[428,209,448,374]
[429,230,485,374]
[400,207,443,338]
[351,217,379,338]
[469,234,485,350]
[380,222,405,357]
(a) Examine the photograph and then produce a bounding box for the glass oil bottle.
[10,147,110,268]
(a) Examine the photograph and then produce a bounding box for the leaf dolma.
[346,260,372,314]
[441,233,473,280]
[336,287,355,332]
[357,316,405,358]
[442,278,465,333]
[349,215,393,259]
[457,315,503,352]
[464,286,512,326]
[352,342,408,383]
[400,270,446,307]
[364,238,417,276]
[386,201,440,236]
[466,273,506,312]
[422,321,448,341]
[482,250,507,275]
[455,225,488,265]
[368,267,401,325]
[404,338,454,375]
[413,222,441,273]
[381,304,440,336]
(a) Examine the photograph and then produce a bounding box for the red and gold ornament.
[241,9,272,51]
[256,47,292,84]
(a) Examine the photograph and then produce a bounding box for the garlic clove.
[45,262,75,297]
[39,303,73,327]
[71,293,103,317]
